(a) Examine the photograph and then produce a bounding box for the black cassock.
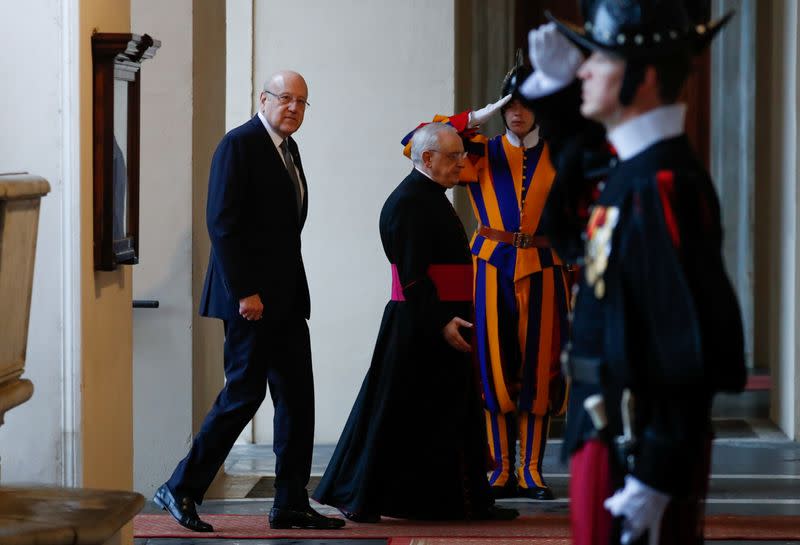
[313,168,492,520]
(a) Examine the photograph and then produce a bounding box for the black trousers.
[167,315,314,509]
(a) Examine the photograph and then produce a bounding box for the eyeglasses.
[264,90,311,109]
[429,150,468,161]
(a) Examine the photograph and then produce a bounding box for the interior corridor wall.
[191,0,226,440]
[0,0,66,484]
[79,6,135,529]
[132,0,194,497]
[0,4,141,527]
[249,0,456,443]
[453,0,514,234]
[774,0,799,440]
[754,0,798,440]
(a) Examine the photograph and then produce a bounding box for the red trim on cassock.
[391,264,473,302]
[656,170,681,248]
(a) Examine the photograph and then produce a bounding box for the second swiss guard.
[402,53,570,501]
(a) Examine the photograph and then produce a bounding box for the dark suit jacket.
[200,115,310,321]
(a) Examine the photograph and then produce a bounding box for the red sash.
[391,264,473,302]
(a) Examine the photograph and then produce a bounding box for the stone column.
[710,0,756,369]
[453,0,515,233]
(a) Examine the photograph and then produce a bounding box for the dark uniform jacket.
[566,133,746,496]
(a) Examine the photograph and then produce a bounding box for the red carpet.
[746,374,771,390]
[134,513,800,540]
[389,537,570,545]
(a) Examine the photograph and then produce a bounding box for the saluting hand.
[468,94,512,128]
[443,317,473,353]
[520,22,584,100]
[239,294,264,321]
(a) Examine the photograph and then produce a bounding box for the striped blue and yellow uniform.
[404,113,570,493]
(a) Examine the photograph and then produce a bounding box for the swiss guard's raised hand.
[467,94,512,128]
[604,475,671,545]
[520,22,584,100]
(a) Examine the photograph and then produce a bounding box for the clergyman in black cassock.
[313,123,517,522]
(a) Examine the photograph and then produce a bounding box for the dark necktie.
[280,139,303,214]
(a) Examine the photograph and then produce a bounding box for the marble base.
[0,486,144,545]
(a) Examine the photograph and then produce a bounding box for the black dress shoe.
[477,504,520,520]
[490,481,519,499]
[269,505,346,529]
[153,484,214,532]
[337,507,380,523]
[519,485,555,500]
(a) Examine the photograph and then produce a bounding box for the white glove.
[468,94,512,128]
[603,475,671,545]
[519,22,584,100]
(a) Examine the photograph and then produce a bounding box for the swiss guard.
[523,1,746,544]
[402,53,570,501]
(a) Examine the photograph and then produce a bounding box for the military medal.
[584,206,619,299]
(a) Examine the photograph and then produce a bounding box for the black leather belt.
[566,355,604,385]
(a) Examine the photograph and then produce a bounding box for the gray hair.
[410,122,457,166]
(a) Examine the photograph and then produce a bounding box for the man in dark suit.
[154,70,344,532]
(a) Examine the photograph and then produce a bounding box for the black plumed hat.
[548,0,733,60]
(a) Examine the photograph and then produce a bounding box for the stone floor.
[136,392,800,544]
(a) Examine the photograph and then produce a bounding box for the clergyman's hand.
[442,317,473,352]
[239,294,264,321]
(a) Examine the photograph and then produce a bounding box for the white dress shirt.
[258,110,304,203]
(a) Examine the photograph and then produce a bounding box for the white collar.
[607,103,686,161]
[258,110,285,150]
[414,166,437,183]
[504,126,540,149]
